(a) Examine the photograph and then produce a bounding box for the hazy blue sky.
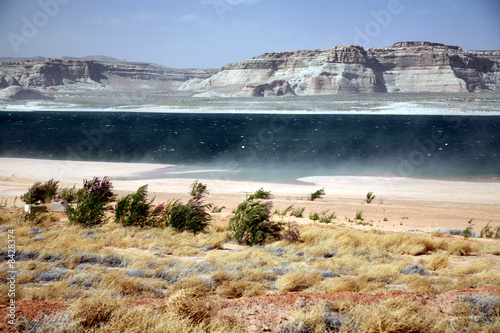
[1,0,499,68]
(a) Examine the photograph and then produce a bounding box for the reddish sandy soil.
[2,287,499,332]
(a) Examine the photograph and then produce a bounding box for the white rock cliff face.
[182,42,500,96]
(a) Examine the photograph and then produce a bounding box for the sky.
[0,0,499,68]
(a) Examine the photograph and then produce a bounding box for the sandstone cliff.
[182,42,500,96]
[0,58,217,91]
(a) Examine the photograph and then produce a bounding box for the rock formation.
[0,58,217,91]
[182,42,500,96]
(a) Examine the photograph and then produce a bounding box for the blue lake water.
[0,111,499,182]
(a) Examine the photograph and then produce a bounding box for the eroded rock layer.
[183,42,500,96]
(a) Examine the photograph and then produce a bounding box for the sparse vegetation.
[57,185,79,204]
[480,223,500,239]
[229,199,282,245]
[190,180,209,197]
[161,195,212,233]
[248,188,272,200]
[115,184,159,227]
[66,177,115,226]
[1,174,500,332]
[275,205,294,216]
[365,191,376,203]
[212,205,225,213]
[355,210,364,221]
[291,206,305,218]
[310,188,325,201]
[21,179,59,204]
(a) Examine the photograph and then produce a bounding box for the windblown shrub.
[229,199,282,245]
[116,184,160,227]
[190,180,209,197]
[21,179,59,204]
[283,221,301,243]
[365,191,376,203]
[160,195,212,233]
[67,177,115,226]
[310,188,325,201]
[57,185,79,204]
[248,188,272,200]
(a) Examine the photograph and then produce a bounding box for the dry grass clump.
[169,276,214,297]
[282,303,340,333]
[319,275,388,294]
[24,281,82,301]
[425,251,451,271]
[451,295,500,332]
[98,271,164,298]
[277,271,322,292]
[217,280,266,298]
[349,297,447,332]
[453,260,493,275]
[69,294,121,329]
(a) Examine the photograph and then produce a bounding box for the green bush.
[115,185,159,227]
[366,191,376,204]
[21,179,59,204]
[67,177,115,226]
[275,205,294,216]
[190,180,209,197]
[310,188,325,201]
[160,195,212,233]
[291,207,305,218]
[57,185,79,204]
[229,199,282,246]
[248,188,272,200]
[480,223,500,239]
[309,212,320,221]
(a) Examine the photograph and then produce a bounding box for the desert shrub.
[401,263,429,276]
[277,271,322,292]
[229,199,282,245]
[57,185,79,204]
[291,206,305,218]
[275,205,294,216]
[281,303,343,333]
[320,211,336,223]
[21,210,47,224]
[20,179,59,204]
[115,184,160,227]
[310,188,325,201]
[160,195,212,233]
[216,280,265,299]
[190,180,209,197]
[365,191,376,203]
[167,288,213,327]
[352,297,445,332]
[69,294,120,328]
[452,295,500,330]
[248,187,272,200]
[66,177,115,226]
[212,206,225,213]
[480,223,500,239]
[425,251,450,271]
[355,211,364,221]
[309,211,320,221]
[283,221,301,243]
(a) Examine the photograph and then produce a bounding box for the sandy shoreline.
[1,157,499,233]
[2,101,500,116]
